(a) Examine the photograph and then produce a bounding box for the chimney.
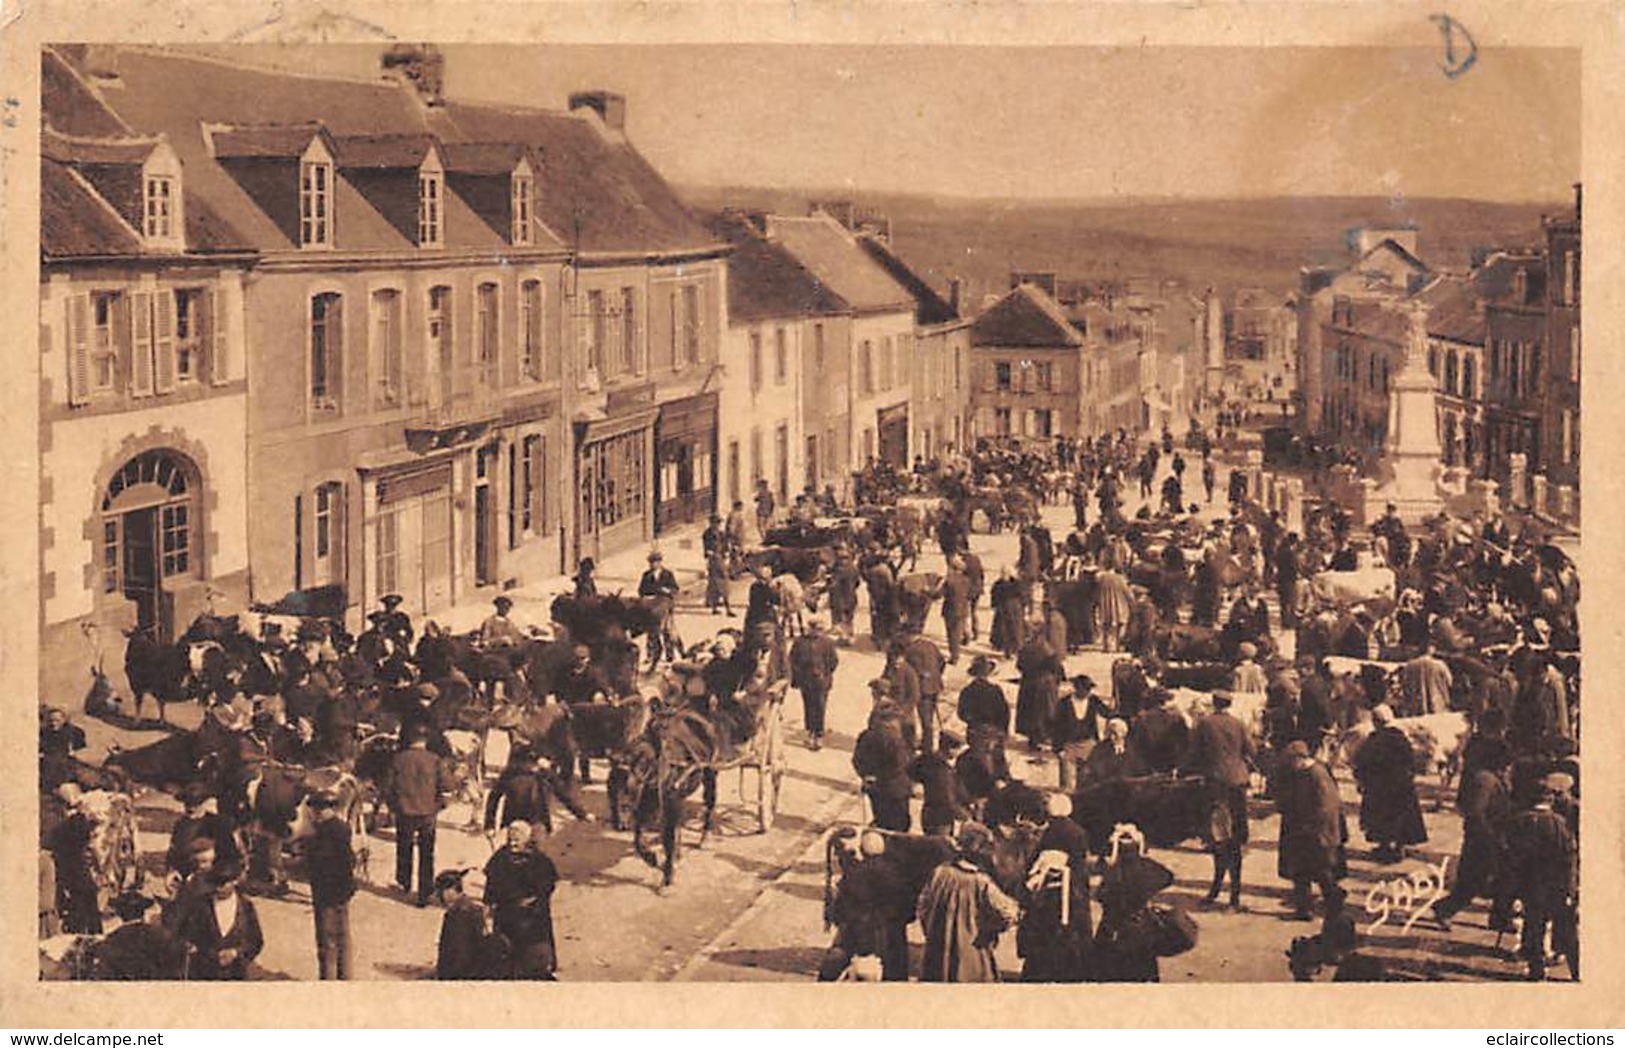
[569,91,626,132]
[1574,182,1583,221]
[948,278,963,317]
[382,44,445,106]
[811,200,857,230]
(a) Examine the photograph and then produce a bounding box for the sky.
[199,43,1580,203]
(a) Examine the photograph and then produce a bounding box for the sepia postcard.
[1,0,1622,1030]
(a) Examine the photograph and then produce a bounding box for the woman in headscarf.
[1352,704,1428,863]
[1092,824,1175,982]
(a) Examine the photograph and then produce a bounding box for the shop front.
[655,391,718,532]
[574,401,658,565]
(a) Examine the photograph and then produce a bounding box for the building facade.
[41,45,727,698]
[39,51,256,702]
[970,283,1086,441]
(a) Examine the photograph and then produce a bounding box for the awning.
[578,404,660,445]
[659,391,719,440]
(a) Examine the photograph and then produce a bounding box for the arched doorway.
[100,449,202,638]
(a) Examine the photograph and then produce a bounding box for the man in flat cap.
[388,724,448,906]
[1275,740,1347,921]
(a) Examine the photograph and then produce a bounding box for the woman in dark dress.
[1092,825,1175,982]
[990,569,1026,658]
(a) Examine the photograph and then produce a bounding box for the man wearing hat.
[941,554,973,664]
[480,595,524,650]
[1274,741,1347,921]
[638,550,681,667]
[94,890,188,980]
[435,868,489,980]
[167,783,240,879]
[1052,675,1110,792]
[1430,743,1512,932]
[789,616,839,750]
[303,788,356,979]
[912,732,972,837]
[388,724,449,906]
[853,697,914,832]
[1188,691,1256,910]
[1352,704,1428,863]
[172,860,263,980]
[376,593,414,646]
[957,655,1013,785]
[1503,783,1578,980]
[901,630,948,754]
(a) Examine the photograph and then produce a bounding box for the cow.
[121,628,195,723]
[103,732,216,796]
[237,763,365,890]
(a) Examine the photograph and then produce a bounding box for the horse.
[625,705,722,891]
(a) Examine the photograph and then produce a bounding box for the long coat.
[1015,637,1063,745]
[990,579,1025,656]
[1353,726,1428,846]
[916,859,1020,982]
[1275,760,1345,882]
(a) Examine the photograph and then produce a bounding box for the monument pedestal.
[1372,304,1448,525]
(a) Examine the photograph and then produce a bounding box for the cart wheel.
[758,766,776,833]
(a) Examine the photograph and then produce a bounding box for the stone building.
[39,44,727,696]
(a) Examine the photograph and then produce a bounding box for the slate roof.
[711,213,848,323]
[972,283,1085,348]
[41,158,141,257]
[767,215,914,315]
[1414,276,1485,345]
[41,46,715,258]
[1475,251,1547,307]
[441,142,533,176]
[209,123,328,160]
[41,129,160,166]
[1357,237,1429,274]
[856,235,959,325]
[41,49,130,137]
[333,133,439,170]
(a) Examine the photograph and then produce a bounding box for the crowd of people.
[814,428,1580,983]
[37,420,1580,984]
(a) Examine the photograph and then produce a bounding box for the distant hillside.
[682,187,1561,310]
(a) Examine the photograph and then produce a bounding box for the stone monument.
[1373,302,1446,524]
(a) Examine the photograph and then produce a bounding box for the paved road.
[86,452,1549,981]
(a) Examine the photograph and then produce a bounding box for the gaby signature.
[1362,857,1450,934]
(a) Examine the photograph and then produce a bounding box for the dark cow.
[238,763,365,886]
[122,628,195,723]
[103,732,215,796]
[1071,773,1212,855]
[748,546,835,584]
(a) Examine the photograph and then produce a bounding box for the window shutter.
[207,287,228,385]
[130,291,154,397]
[66,295,91,406]
[154,291,176,393]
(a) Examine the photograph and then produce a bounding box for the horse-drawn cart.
[720,678,789,832]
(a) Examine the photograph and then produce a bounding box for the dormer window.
[138,141,184,250]
[512,171,533,246]
[301,159,332,247]
[144,175,174,239]
[418,170,443,247]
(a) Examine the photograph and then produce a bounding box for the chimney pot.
[569,91,626,131]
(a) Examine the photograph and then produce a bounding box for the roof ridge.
[42,125,163,148]
[119,44,411,93]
